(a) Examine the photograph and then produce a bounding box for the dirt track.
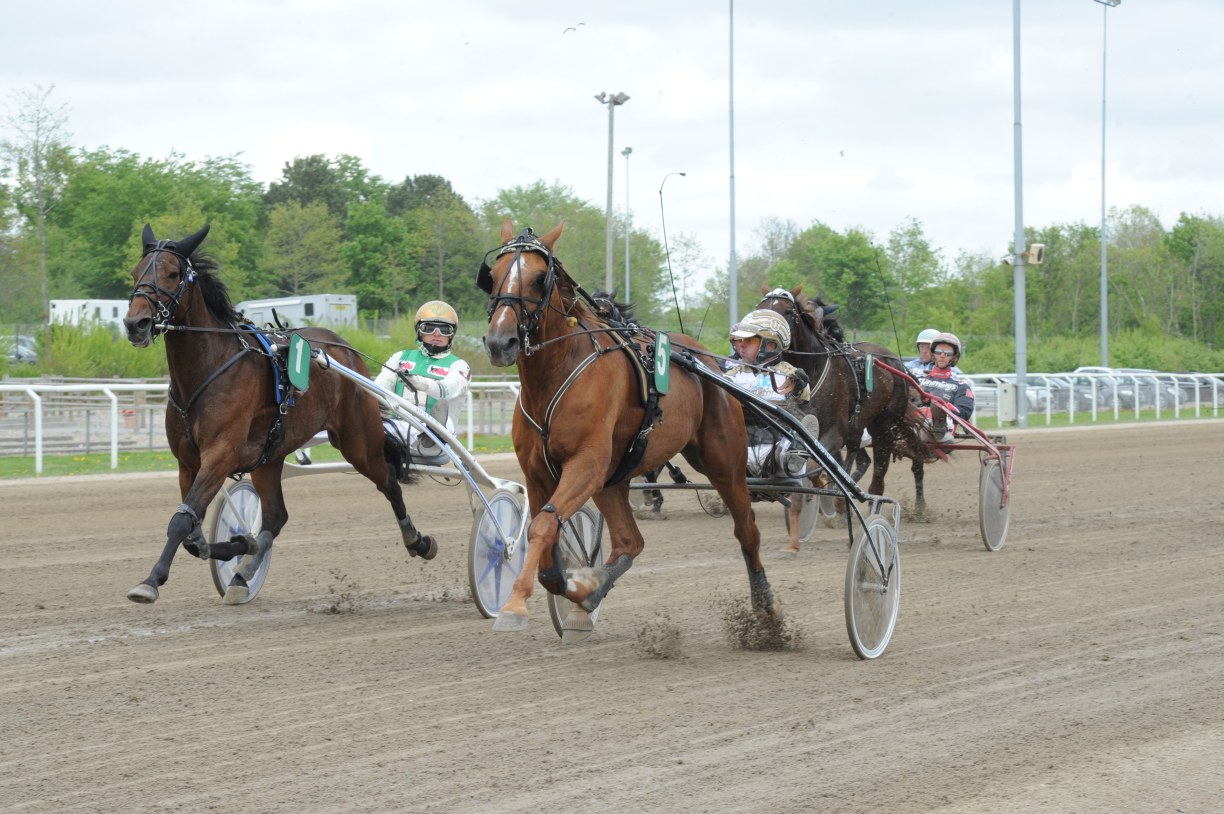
[2,421,1223,813]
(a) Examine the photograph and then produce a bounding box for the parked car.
[1,335,38,364]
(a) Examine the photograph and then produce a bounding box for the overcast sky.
[4,1,1223,280]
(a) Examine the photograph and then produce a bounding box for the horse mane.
[189,253,243,325]
[589,289,639,326]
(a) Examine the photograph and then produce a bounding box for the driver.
[373,300,472,461]
[913,332,974,440]
[724,309,819,478]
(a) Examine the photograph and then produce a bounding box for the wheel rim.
[979,458,1011,552]
[468,490,527,618]
[548,506,605,635]
[845,516,900,659]
[208,480,270,599]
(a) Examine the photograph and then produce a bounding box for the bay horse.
[122,224,436,604]
[479,220,780,632]
[757,284,929,506]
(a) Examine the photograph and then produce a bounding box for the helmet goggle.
[418,321,456,337]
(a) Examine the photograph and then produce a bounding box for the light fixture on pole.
[595,91,630,293]
[1094,0,1120,367]
[621,146,633,299]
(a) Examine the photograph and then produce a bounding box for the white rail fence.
[3,371,1222,474]
[0,379,522,474]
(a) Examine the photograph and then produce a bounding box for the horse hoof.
[773,547,799,559]
[127,583,159,604]
[406,534,437,560]
[633,508,668,521]
[560,609,596,644]
[223,582,252,605]
[492,611,529,632]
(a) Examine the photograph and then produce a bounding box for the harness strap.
[517,349,606,482]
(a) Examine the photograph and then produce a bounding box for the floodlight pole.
[1012,0,1028,427]
[1094,0,1120,366]
[622,146,633,299]
[595,91,630,293]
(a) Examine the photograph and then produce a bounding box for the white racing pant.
[385,416,456,459]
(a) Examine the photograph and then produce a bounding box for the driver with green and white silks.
[373,300,472,458]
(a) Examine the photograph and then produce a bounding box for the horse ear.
[791,283,803,298]
[176,224,211,257]
[501,219,515,244]
[540,220,566,251]
[760,282,770,295]
[142,223,156,247]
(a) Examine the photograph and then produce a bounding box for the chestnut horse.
[757,284,929,503]
[479,220,780,631]
[122,224,436,604]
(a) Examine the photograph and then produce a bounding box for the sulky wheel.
[782,490,822,544]
[627,475,647,512]
[845,514,901,660]
[468,487,529,618]
[547,505,606,643]
[978,455,1011,552]
[207,479,272,603]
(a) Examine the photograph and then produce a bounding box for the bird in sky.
[562,22,585,34]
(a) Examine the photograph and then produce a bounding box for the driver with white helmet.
[907,328,941,373]
[913,331,974,440]
[724,309,819,477]
[374,300,472,462]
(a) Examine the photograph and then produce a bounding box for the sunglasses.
[419,322,456,337]
[933,349,955,357]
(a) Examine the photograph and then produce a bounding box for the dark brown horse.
[757,284,929,503]
[479,220,779,632]
[122,224,436,604]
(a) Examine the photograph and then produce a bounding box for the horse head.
[757,283,822,346]
[123,223,210,347]
[478,219,568,367]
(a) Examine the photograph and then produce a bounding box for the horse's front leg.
[492,470,607,632]
[127,461,234,603]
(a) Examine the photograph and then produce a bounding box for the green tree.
[1,84,73,352]
[781,222,885,329]
[262,200,345,295]
[341,200,421,318]
[265,154,384,224]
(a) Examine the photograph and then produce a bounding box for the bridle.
[128,240,196,335]
[477,228,565,355]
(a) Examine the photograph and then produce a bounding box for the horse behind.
[122,223,436,604]
[479,220,780,632]
[758,284,929,502]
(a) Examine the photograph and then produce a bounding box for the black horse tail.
[382,419,418,485]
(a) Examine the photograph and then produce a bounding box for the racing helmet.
[915,328,940,349]
[931,331,963,364]
[415,300,459,356]
[729,309,791,359]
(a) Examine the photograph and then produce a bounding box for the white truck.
[236,294,358,328]
[49,299,131,331]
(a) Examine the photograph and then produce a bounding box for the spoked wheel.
[547,505,606,643]
[782,490,822,544]
[978,454,1011,552]
[207,479,271,603]
[845,514,901,660]
[468,487,529,618]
